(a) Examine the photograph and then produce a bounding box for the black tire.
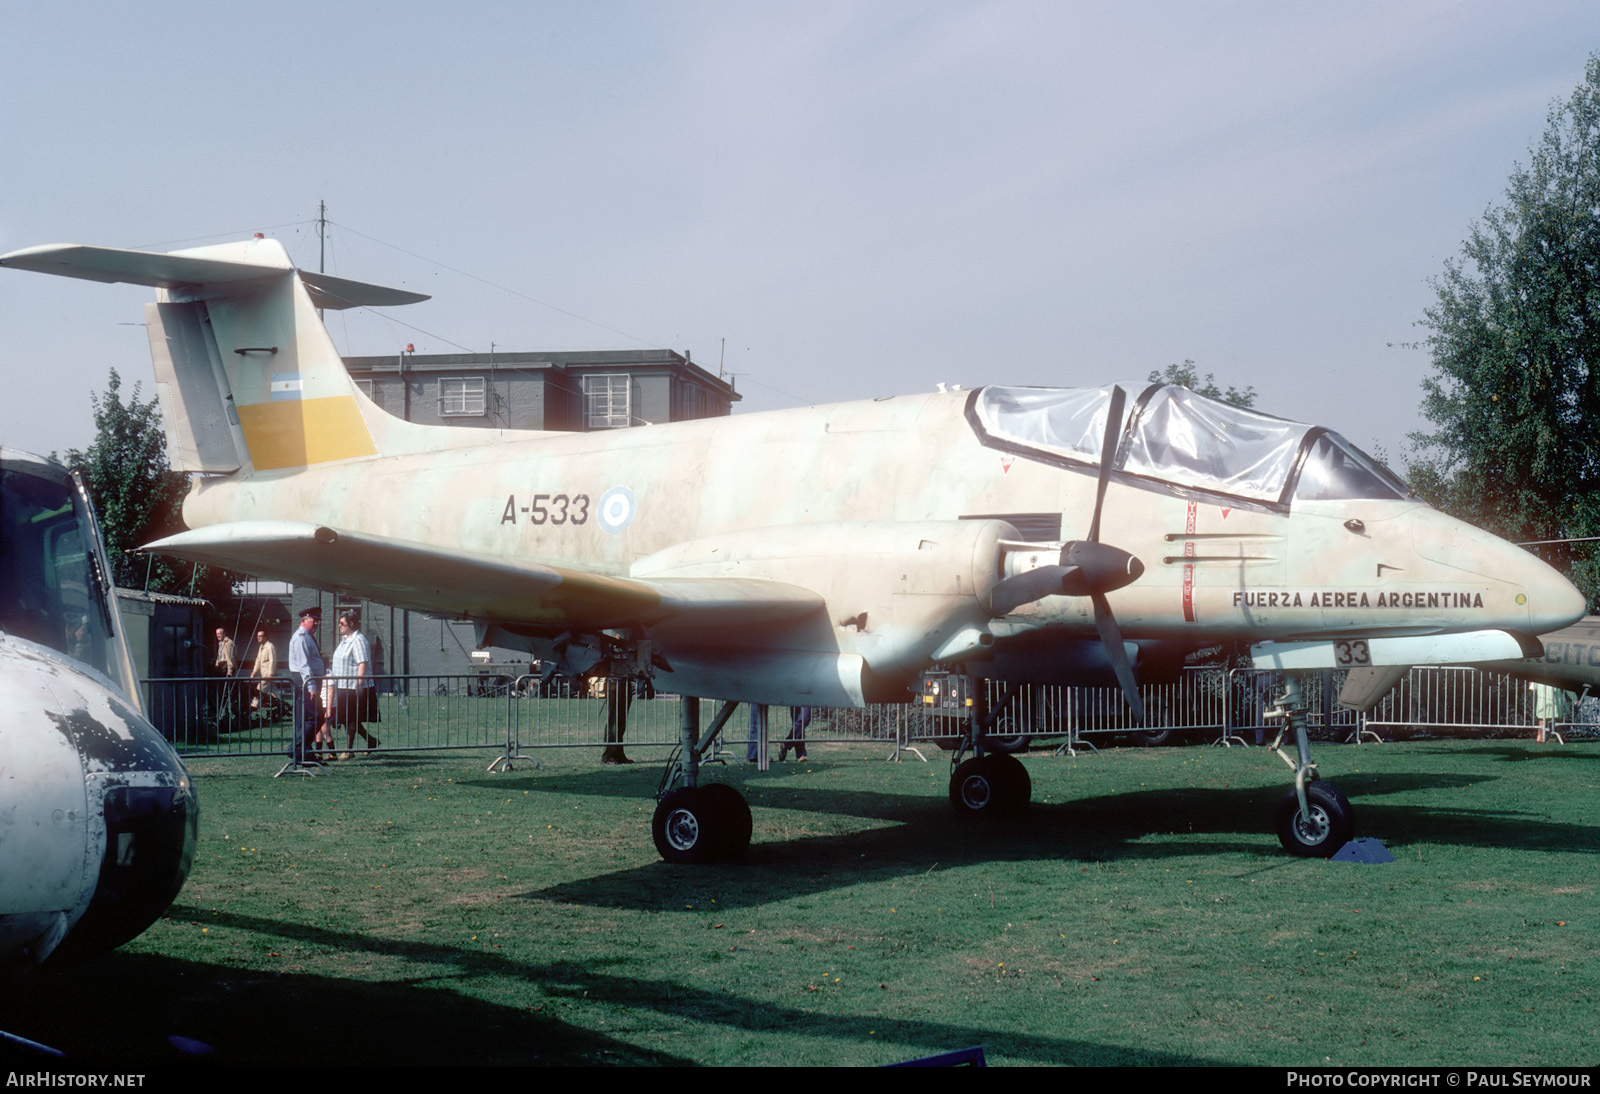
[985,714,1032,754]
[652,788,718,863]
[697,783,752,859]
[949,755,1029,816]
[986,752,1032,806]
[1130,726,1175,747]
[1276,782,1354,858]
[1129,694,1175,746]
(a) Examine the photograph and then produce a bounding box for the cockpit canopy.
[0,452,138,697]
[972,383,1412,510]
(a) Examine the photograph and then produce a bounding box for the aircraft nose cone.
[1411,508,1588,635]
[1526,565,1590,635]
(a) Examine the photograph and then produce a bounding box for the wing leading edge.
[143,521,824,629]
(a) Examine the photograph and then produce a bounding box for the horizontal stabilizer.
[299,270,430,309]
[0,242,427,309]
[142,521,823,629]
[0,243,291,289]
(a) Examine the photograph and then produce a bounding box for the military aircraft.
[0,450,197,973]
[1479,615,1600,693]
[1,236,1585,861]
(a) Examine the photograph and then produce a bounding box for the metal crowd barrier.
[144,665,1599,763]
[1363,667,1598,739]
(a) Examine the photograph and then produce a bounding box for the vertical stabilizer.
[0,239,430,474]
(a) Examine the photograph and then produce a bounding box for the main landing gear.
[652,783,753,863]
[651,696,752,863]
[949,753,1031,815]
[1265,674,1355,857]
[947,676,1034,817]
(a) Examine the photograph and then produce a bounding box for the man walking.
[288,607,324,764]
[250,628,277,711]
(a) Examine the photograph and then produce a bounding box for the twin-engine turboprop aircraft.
[0,451,197,973]
[1,236,1586,860]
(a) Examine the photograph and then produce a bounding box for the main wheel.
[1276,782,1354,857]
[653,788,718,863]
[949,755,1030,816]
[697,783,752,859]
[987,752,1031,806]
[1129,725,1175,747]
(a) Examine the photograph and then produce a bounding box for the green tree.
[60,369,219,596]
[1409,55,1600,603]
[1147,360,1256,408]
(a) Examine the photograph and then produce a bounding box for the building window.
[583,374,633,429]
[438,377,486,417]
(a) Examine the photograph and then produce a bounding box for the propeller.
[988,384,1147,722]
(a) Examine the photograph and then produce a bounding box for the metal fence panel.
[145,665,1600,762]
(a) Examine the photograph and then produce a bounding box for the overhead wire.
[265,214,818,406]
[134,221,315,252]
[327,219,663,348]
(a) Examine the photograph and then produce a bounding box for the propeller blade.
[1087,384,1126,545]
[989,563,1079,616]
[1092,592,1145,724]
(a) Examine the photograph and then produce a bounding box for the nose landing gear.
[1266,674,1355,857]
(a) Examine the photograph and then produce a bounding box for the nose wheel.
[1276,781,1353,856]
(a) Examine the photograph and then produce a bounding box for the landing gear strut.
[948,674,1033,816]
[652,696,752,863]
[1265,674,1355,857]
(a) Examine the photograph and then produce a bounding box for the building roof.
[343,348,741,402]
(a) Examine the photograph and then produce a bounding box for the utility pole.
[315,200,327,319]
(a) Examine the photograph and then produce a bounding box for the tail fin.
[0,239,427,473]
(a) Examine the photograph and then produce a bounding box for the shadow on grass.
[0,948,686,1067]
[1405,741,1600,765]
[1,910,1222,1068]
[523,767,1597,913]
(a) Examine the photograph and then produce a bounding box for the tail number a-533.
[500,493,591,526]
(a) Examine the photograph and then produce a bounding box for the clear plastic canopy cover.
[974,384,1409,506]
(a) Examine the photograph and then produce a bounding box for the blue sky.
[3,0,1598,469]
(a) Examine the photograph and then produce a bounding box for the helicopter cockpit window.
[974,383,1313,505]
[0,464,112,677]
[1291,432,1413,502]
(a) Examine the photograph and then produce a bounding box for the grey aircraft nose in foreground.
[1,237,1584,859]
[0,451,197,973]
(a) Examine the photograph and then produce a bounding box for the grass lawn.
[3,738,1595,1066]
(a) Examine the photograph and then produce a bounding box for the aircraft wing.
[142,521,824,629]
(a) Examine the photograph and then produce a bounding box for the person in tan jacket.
[250,629,277,711]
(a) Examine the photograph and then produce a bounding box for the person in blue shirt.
[288,607,324,764]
